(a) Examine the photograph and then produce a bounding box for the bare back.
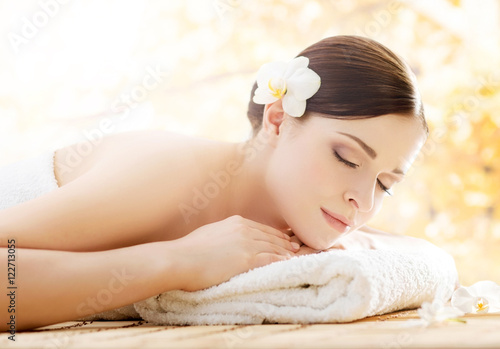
[0,130,237,251]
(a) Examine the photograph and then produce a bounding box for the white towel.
[0,151,458,325]
[0,150,59,210]
[85,247,459,325]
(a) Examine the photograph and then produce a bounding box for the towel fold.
[86,247,458,325]
[0,150,59,210]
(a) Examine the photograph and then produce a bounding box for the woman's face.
[265,113,426,250]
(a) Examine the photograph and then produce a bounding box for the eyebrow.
[337,132,377,159]
[336,132,405,176]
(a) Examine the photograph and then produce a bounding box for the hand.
[169,215,300,291]
[287,233,323,256]
[286,228,377,253]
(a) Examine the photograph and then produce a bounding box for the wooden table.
[2,310,500,348]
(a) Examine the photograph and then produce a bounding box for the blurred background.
[0,0,498,286]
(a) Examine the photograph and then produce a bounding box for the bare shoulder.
[54,129,199,187]
[1,129,214,251]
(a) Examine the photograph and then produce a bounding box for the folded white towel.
[0,150,59,210]
[86,247,458,325]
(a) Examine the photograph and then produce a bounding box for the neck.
[200,134,290,233]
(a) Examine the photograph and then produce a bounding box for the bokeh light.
[1,0,498,286]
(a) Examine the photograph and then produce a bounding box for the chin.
[297,233,339,251]
[285,210,342,250]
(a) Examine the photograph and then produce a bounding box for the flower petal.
[253,87,278,104]
[435,306,464,322]
[417,303,434,323]
[286,67,321,101]
[469,280,500,297]
[283,56,310,79]
[451,286,475,313]
[253,55,321,116]
[282,93,306,117]
[256,61,287,89]
[418,300,464,326]
[468,280,500,312]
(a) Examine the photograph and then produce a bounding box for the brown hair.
[247,35,427,137]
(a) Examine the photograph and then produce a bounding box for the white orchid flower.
[451,280,500,314]
[253,56,321,117]
[417,299,465,326]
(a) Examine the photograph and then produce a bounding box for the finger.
[251,239,299,256]
[252,252,294,269]
[249,227,300,252]
[236,216,292,240]
[295,245,321,256]
[290,235,302,245]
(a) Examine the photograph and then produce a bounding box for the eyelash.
[333,151,393,196]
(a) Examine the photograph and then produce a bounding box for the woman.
[0,35,437,331]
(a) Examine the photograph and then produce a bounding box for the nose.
[344,180,375,213]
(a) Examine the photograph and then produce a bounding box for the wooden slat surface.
[2,310,500,348]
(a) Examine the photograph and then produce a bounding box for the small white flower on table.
[451,280,500,314]
[417,299,465,326]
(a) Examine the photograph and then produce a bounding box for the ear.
[261,99,286,143]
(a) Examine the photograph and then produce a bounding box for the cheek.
[305,162,329,187]
[305,153,341,191]
[358,197,384,225]
[266,147,325,211]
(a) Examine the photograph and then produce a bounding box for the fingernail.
[283,233,291,240]
[291,242,300,250]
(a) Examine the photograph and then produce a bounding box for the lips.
[321,207,353,234]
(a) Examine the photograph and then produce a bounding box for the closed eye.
[335,150,394,196]
[334,151,358,168]
[377,180,393,196]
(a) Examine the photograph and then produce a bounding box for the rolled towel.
[132,249,458,325]
[0,150,60,210]
[88,247,458,325]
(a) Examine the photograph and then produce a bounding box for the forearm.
[0,241,180,331]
